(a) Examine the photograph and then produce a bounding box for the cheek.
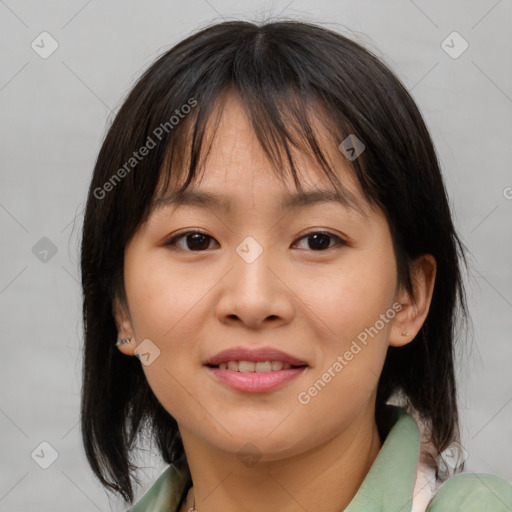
[124,251,210,340]
[293,244,396,406]
[123,252,216,412]
[295,245,397,346]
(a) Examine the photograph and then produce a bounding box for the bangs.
[150,87,376,220]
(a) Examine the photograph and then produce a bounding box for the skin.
[113,92,436,512]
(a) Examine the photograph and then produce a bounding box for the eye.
[164,229,346,252]
[165,230,218,252]
[292,231,346,251]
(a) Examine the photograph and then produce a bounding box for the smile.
[208,360,306,372]
[205,363,308,393]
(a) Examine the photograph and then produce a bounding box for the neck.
[179,405,383,512]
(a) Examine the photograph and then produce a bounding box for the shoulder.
[426,472,512,511]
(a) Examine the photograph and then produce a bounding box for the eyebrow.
[150,187,368,217]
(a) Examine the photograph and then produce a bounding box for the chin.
[201,426,309,461]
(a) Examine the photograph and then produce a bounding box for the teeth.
[216,360,294,372]
[255,361,272,372]
[239,361,256,373]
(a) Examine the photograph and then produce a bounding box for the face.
[114,93,414,461]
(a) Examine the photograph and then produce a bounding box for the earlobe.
[388,302,417,348]
[112,296,136,356]
[115,336,137,356]
[389,254,437,348]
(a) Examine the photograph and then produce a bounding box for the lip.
[204,346,308,367]
[206,366,308,393]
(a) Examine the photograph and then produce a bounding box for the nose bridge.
[216,234,294,327]
[232,234,275,298]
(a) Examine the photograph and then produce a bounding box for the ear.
[389,254,437,348]
[112,295,136,356]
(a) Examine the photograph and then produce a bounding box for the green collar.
[345,405,419,512]
[129,405,420,512]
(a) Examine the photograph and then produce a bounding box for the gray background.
[1,1,511,510]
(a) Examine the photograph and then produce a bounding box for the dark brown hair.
[80,19,470,504]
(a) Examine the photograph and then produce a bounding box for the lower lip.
[206,366,307,393]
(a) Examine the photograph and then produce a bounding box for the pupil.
[309,233,330,250]
[188,233,210,250]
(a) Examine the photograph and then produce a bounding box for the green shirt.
[128,406,512,511]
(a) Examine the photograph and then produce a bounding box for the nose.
[215,241,295,329]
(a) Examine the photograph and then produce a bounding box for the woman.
[80,20,512,512]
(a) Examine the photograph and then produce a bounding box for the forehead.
[151,91,373,218]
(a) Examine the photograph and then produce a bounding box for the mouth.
[204,347,309,392]
[205,362,308,393]
[204,350,309,392]
[206,360,308,372]
[204,346,309,369]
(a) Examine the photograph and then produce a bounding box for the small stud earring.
[401,330,409,336]
[116,337,132,347]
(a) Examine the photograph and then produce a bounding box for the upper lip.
[205,347,308,366]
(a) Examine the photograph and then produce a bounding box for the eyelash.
[164,229,347,252]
